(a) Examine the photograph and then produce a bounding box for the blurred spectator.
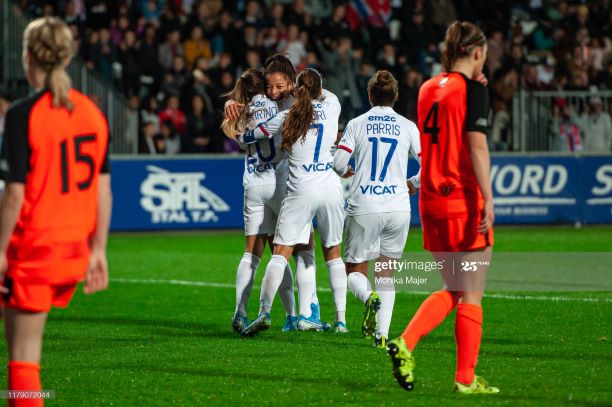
[184,25,212,68]
[579,98,612,152]
[491,67,519,151]
[159,29,184,71]
[119,30,141,97]
[160,119,181,154]
[126,95,140,153]
[159,95,187,135]
[550,99,583,152]
[396,69,423,123]
[184,94,216,153]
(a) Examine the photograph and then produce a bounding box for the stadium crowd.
[7,0,612,153]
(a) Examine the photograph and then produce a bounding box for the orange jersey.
[417,72,489,219]
[0,89,110,284]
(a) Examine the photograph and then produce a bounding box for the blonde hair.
[221,68,265,138]
[24,17,75,109]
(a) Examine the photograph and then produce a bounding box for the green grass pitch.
[1,226,611,406]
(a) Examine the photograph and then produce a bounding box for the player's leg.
[267,235,297,331]
[374,211,411,348]
[453,246,498,393]
[234,188,269,332]
[388,217,457,392]
[294,236,319,319]
[4,308,48,407]
[314,187,347,332]
[242,192,312,337]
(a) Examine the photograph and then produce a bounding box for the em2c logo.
[140,165,230,224]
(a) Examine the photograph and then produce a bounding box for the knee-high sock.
[8,361,42,407]
[296,250,317,314]
[327,258,347,323]
[347,272,372,304]
[278,263,296,317]
[455,303,483,385]
[259,255,288,314]
[296,255,316,317]
[401,290,458,351]
[375,278,395,338]
[235,252,260,317]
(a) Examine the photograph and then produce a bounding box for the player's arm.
[238,113,285,146]
[85,129,112,294]
[333,121,355,177]
[0,106,28,292]
[407,123,422,194]
[466,80,494,234]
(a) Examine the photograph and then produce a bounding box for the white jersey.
[261,91,342,193]
[338,106,421,215]
[243,94,288,189]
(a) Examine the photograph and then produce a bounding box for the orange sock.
[8,361,43,407]
[401,290,458,351]
[454,303,483,385]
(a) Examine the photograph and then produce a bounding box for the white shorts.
[344,211,411,263]
[274,185,345,247]
[243,184,286,236]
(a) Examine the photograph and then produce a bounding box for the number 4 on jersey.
[423,102,440,144]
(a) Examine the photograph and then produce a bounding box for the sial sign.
[140,165,230,224]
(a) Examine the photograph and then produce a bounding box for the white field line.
[111,278,612,303]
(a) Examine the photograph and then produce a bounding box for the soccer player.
[334,70,421,348]
[226,55,336,329]
[240,68,347,335]
[386,21,499,394]
[221,68,298,333]
[0,17,111,406]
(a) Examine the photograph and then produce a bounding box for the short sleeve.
[0,106,30,183]
[337,119,356,154]
[408,122,421,159]
[465,81,490,136]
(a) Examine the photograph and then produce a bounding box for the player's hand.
[475,73,489,86]
[224,101,245,120]
[342,166,355,178]
[479,197,495,234]
[84,249,109,295]
[407,180,417,195]
[0,253,9,294]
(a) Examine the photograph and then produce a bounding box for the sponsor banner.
[581,156,612,224]
[490,156,581,224]
[109,155,611,231]
[110,157,244,230]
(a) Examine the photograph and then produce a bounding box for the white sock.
[235,252,260,317]
[278,263,296,317]
[259,255,288,314]
[375,278,396,338]
[347,272,372,304]
[327,258,347,323]
[295,250,317,315]
[296,257,316,317]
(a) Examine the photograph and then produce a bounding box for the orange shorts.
[2,276,77,313]
[422,215,494,252]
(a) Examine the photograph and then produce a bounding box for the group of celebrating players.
[0,16,498,406]
[223,20,498,395]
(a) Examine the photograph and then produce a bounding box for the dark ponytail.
[281,68,322,151]
[441,21,486,72]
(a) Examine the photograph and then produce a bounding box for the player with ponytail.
[240,68,347,335]
[0,17,111,405]
[387,21,498,395]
